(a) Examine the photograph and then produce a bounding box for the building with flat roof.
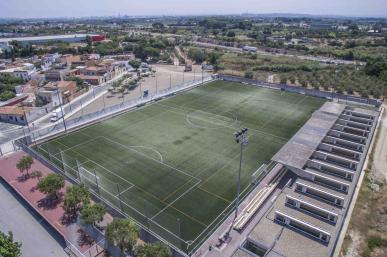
[0,34,100,46]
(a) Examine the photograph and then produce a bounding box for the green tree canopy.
[16,155,34,176]
[0,231,22,257]
[63,184,90,214]
[106,218,139,255]
[188,48,207,63]
[37,173,65,199]
[135,242,172,257]
[80,203,106,226]
[129,60,141,70]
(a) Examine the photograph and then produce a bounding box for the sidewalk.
[0,151,101,257]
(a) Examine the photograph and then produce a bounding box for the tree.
[63,184,90,214]
[37,174,65,199]
[129,60,141,70]
[106,218,139,255]
[80,203,106,226]
[152,22,165,30]
[226,31,236,38]
[65,77,85,89]
[135,242,172,257]
[0,91,16,101]
[0,231,22,257]
[188,48,207,64]
[244,71,254,79]
[30,170,43,181]
[16,155,34,177]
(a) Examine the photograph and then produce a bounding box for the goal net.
[78,166,100,193]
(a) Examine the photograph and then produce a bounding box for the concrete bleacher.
[240,102,380,257]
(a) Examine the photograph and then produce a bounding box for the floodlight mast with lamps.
[234,128,249,220]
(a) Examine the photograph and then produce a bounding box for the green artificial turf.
[36,81,325,253]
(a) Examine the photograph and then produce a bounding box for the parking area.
[69,64,209,119]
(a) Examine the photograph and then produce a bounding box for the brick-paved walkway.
[0,151,101,257]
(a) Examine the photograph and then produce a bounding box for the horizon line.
[1,12,387,21]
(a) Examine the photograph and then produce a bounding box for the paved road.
[0,182,68,257]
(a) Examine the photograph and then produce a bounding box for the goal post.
[78,165,100,194]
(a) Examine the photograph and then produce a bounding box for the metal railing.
[217,74,383,108]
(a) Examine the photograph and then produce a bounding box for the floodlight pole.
[234,128,249,221]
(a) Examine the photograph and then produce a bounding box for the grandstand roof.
[272,102,345,170]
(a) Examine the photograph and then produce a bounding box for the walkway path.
[0,151,101,257]
[0,181,68,257]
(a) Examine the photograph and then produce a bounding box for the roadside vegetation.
[216,52,387,98]
[0,74,24,101]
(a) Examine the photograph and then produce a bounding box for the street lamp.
[233,128,249,220]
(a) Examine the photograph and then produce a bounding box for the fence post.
[116,184,124,212]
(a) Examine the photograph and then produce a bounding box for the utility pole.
[155,75,158,96]
[57,89,67,133]
[202,68,204,85]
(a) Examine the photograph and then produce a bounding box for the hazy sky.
[1,0,387,18]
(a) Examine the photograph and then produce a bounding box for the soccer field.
[35,81,325,253]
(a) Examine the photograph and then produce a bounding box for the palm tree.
[106,218,139,256]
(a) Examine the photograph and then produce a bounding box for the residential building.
[44,68,70,81]
[0,34,102,46]
[0,106,29,125]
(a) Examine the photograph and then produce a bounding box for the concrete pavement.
[0,181,68,257]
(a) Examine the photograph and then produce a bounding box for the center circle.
[185,110,237,129]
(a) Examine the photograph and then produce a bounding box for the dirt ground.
[341,103,387,257]
[69,64,210,119]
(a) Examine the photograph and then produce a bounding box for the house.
[44,68,70,81]
[0,106,29,125]
[77,75,104,86]
[0,63,37,81]
[38,81,77,106]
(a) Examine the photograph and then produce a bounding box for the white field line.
[151,178,202,220]
[85,159,135,190]
[37,139,191,244]
[79,166,101,181]
[127,145,164,163]
[101,136,200,182]
[115,185,134,197]
[185,110,238,130]
[188,176,257,246]
[52,136,101,158]
[260,95,308,129]
[158,103,288,142]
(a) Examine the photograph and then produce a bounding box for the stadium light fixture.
[233,128,249,220]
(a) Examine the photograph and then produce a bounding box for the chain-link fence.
[218,74,382,108]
